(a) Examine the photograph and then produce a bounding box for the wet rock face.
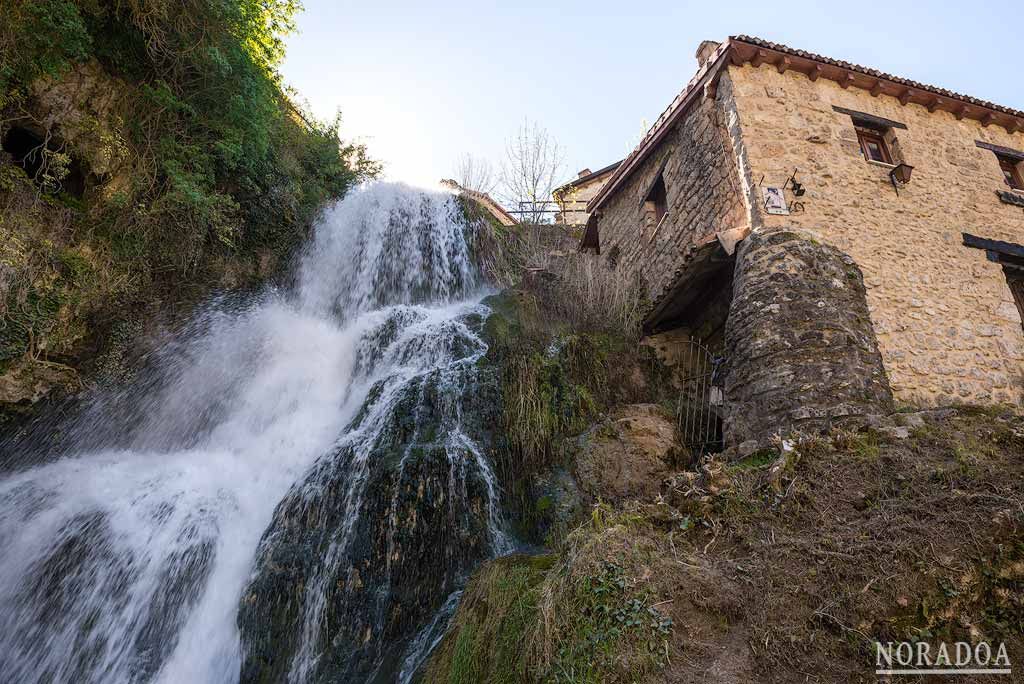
[724,229,894,443]
[238,340,503,684]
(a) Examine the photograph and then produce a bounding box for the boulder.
[574,404,680,502]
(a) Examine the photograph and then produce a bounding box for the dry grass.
[480,222,645,340]
[544,255,645,340]
[425,407,1024,683]
[647,407,1024,682]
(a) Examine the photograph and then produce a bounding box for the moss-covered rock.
[239,312,505,683]
[477,287,677,544]
[422,517,674,684]
[421,554,553,684]
[573,404,681,504]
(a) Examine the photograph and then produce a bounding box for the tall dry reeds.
[544,254,645,339]
[481,222,646,339]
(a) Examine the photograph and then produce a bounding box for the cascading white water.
[0,183,508,683]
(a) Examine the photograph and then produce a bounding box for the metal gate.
[676,339,725,454]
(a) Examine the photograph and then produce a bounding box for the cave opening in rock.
[2,125,86,197]
[3,126,45,178]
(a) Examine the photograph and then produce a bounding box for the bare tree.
[499,119,565,225]
[455,153,497,195]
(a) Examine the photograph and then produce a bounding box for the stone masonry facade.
[585,36,1024,443]
[727,61,1024,406]
[553,163,619,227]
[724,230,893,441]
[592,94,747,303]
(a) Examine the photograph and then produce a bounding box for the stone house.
[582,36,1024,445]
[552,160,621,226]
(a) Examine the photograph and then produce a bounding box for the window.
[606,244,620,269]
[580,214,600,254]
[835,107,907,167]
[1006,267,1024,332]
[857,128,892,164]
[644,174,668,227]
[998,155,1024,191]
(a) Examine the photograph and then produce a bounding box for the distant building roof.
[589,35,1024,214]
[553,160,622,198]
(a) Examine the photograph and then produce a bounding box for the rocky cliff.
[417,252,1024,683]
[1,1,377,442]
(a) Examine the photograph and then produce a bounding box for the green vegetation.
[884,540,1024,646]
[479,290,675,538]
[424,518,672,684]
[3,0,378,265]
[425,405,1024,682]
[544,558,672,682]
[0,0,378,404]
[430,555,549,684]
[727,447,778,471]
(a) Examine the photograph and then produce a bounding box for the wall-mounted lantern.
[784,169,806,196]
[889,163,914,195]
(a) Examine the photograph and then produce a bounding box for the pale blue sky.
[281,0,1021,189]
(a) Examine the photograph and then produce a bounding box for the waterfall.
[0,183,509,683]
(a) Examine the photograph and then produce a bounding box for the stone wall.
[555,171,614,226]
[726,62,1024,406]
[593,94,748,303]
[724,229,893,442]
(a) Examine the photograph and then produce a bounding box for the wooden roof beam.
[721,38,1023,138]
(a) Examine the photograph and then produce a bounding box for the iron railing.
[508,200,560,223]
[675,339,725,455]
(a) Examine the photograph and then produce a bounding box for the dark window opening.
[1005,268,1024,331]
[580,214,600,254]
[998,155,1024,191]
[606,244,620,269]
[644,173,668,227]
[857,128,892,164]
[2,125,86,197]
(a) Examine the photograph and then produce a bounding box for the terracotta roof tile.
[553,159,622,196]
[588,35,1023,213]
[734,35,1024,118]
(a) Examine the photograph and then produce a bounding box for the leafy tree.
[1,0,379,279]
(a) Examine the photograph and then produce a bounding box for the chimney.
[695,40,721,67]
[577,168,592,178]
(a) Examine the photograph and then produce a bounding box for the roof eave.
[553,160,623,197]
[729,35,1024,131]
[588,35,1024,215]
[587,39,734,214]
